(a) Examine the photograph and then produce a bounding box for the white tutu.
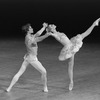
[59,34,83,60]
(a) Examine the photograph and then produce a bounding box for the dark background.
[0,0,100,43]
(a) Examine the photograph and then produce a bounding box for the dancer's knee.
[43,69,47,75]
[41,69,47,77]
[58,56,65,61]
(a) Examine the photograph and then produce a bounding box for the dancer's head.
[22,23,33,33]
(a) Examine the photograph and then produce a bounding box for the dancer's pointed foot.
[5,88,11,92]
[69,83,74,91]
[43,87,48,93]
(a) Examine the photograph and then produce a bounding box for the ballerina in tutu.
[46,18,100,91]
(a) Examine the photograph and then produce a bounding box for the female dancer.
[47,18,100,91]
[6,23,50,92]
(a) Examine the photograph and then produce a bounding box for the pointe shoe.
[43,87,48,93]
[5,88,11,92]
[5,89,9,92]
[69,83,73,91]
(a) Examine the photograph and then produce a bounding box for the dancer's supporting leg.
[68,54,75,91]
[30,60,48,92]
[6,60,29,92]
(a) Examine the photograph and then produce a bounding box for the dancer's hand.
[43,22,48,28]
[94,18,100,26]
[46,32,52,36]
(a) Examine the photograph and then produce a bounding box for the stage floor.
[0,40,100,100]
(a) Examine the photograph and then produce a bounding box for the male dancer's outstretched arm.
[34,23,48,37]
[36,32,51,42]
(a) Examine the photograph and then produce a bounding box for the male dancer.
[47,18,100,91]
[6,23,50,92]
